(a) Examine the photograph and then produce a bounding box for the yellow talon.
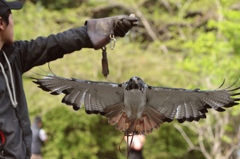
[125,123,129,130]
[136,125,141,133]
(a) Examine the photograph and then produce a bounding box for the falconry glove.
[85,14,139,77]
[85,15,139,50]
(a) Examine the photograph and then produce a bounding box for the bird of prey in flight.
[33,75,240,135]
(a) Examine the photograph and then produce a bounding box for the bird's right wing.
[33,75,125,115]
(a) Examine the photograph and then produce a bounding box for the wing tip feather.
[85,110,105,115]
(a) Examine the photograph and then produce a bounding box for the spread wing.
[33,75,125,115]
[146,85,240,123]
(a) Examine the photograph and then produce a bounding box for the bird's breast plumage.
[124,89,147,119]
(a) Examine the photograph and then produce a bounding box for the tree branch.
[131,3,158,41]
[174,124,200,151]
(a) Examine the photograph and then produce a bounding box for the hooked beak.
[126,77,145,92]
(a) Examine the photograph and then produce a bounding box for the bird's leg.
[126,132,134,159]
[135,117,145,134]
[118,135,125,154]
[135,123,141,134]
[125,123,129,130]
[118,131,134,159]
[124,117,132,131]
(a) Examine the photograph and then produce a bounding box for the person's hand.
[113,14,139,37]
[85,14,139,49]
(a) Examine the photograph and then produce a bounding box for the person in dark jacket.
[125,135,146,159]
[31,116,47,159]
[0,0,139,158]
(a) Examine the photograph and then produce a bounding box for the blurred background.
[14,0,240,158]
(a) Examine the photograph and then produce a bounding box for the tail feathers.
[142,116,155,133]
[132,106,165,134]
[118,106,165,134]
[126,119,138,134]
[104,104,165,134]
[116,114,127,131]
[103,103,129,132]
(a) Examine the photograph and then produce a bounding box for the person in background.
[0,0,139,158]
[125,134,146,159]
[31,116,47,159]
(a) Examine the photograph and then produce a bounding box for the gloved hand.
[85,15,139,50]
[113,15,139,37]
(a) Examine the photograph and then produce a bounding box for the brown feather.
[104,104,166,134]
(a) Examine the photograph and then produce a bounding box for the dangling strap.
[0,51,18,108]
[101,46,109,77]
[100,34,117,77]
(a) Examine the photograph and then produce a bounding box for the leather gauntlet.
[85,15,139,49]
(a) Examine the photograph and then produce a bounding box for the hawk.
[33,75,240,135]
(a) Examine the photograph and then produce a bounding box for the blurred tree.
[29,0,87,10]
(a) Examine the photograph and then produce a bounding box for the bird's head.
[125,76,145,92]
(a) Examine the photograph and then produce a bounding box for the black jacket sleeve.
[14,26,93,73]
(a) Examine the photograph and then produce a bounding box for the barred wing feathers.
[33,75,240,134]
[146,86,240,124]
[33,75,125,114]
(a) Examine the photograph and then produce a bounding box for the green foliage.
[30,0,86,10]
[14,0,240,158]
[144,124,190,159]
[43,107,100,159]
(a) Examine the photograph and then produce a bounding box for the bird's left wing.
[33,75,125,115]
[146,85,240,123]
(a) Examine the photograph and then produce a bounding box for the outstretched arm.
[13,15,138,73]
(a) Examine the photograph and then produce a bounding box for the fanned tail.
[104,104,165,134]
